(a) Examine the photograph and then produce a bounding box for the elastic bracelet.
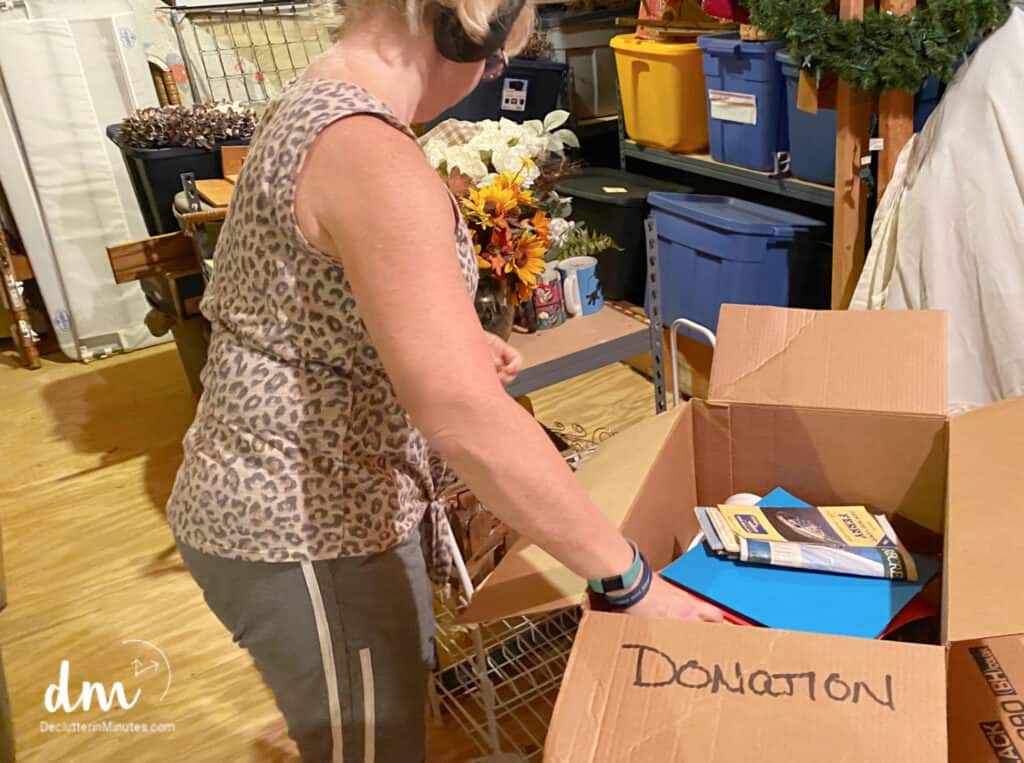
[603,552,652,610]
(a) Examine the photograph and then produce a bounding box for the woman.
[166,1,722,760]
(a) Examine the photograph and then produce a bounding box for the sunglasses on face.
[482,51,508,82]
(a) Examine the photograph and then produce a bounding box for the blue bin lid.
[697,32,784,56]
[647,193,826,237]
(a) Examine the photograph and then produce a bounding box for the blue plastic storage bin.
[914,76,943,132]
[648,193,827,336]
[777,52,836,185]
[697,34,788,172]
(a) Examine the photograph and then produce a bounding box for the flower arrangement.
[421,111,621,305]
[118,102,257,150]
[461,173,551,304]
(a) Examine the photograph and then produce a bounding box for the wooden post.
[0,226,41,370]
[831,0,874,309]
[878,0,917,196]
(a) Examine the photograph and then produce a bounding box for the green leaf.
[543,110,570,131]
[553,128,581,149]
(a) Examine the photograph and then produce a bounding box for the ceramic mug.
[531,264,566,330]
[557,256,604,317]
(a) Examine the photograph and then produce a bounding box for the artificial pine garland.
[740,0,1012,92]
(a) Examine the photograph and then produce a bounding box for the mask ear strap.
[434,0,527,64]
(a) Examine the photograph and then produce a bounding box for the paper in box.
[464,305,1024,762]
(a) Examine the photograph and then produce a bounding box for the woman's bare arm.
[295,116,720,620]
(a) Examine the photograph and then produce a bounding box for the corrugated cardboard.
[945,397,1024,644]
[465,305,1024,761]
[709,306,947,415]
[461,408,684,623]
[948,635,1024,763]
[546,612,947,762]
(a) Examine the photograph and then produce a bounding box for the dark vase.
[474,274,516,340]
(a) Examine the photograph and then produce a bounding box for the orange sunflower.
[462,180,518,226]
[527,210,551,240]
[508,230,548,303]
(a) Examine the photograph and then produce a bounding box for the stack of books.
[661,488,943,640]
[695,503,918,581]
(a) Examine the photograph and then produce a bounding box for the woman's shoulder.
[272,78,414,135]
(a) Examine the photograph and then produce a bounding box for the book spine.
[740,540,917,581]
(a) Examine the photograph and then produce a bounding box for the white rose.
[491,147,541,185]
[443,145,489,182]
[550,217,574,244]
[498,117,520,134]
[423,139,447,170]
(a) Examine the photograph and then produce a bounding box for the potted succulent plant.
[106,102,256,236]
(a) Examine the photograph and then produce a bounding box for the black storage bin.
[556,168,694,305]
[106,124,248,236]
[428,58,569,128]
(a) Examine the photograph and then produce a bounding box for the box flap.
[461,408,683,624]
[708,306,947,415]
[945,396,1024,644]
[948,634,1024,763]
[545,611,947,762]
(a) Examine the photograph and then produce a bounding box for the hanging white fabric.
[0,3,168,360]
[851,8,1024,415]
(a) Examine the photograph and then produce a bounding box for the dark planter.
[106,124,249,236]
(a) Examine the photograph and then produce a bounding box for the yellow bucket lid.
[610,33,701,55]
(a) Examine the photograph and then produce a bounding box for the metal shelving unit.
[506,298,666,413]
[613,74,835,208]
[622,140,835,207]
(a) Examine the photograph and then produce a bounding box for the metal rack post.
[644,216,666,413]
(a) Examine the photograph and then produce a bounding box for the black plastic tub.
[106,124,248,236]
[427,58,569,129]
[555,168,694,305]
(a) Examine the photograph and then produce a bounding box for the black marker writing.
[621,644,895,711]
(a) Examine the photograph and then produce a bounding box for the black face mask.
[432,0,527,63]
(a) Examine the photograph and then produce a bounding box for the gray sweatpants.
[177,527,435,763]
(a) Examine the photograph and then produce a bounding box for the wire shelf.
[433,586,580,761]
[162,2,332,108]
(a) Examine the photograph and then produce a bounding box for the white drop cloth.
[852,8,1024,415]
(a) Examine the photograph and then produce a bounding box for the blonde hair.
[320,0,535,55]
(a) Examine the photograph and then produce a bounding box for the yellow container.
[611,34,709,154]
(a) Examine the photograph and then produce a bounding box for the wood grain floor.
[0,342,652,762]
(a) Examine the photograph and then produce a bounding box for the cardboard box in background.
[465,305,1024,762]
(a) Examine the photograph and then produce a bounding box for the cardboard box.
[465,305,1024,762]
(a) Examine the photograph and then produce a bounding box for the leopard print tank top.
[166,80,478,583]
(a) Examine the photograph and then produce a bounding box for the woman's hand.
[623,576,725,622]
[483,332,522,386]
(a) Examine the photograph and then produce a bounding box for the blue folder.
[661,488,941,639]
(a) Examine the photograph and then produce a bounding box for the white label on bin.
[602,186,629,194]
[708,90,757,125]
[501,78,529,112]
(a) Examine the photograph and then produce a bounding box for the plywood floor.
[0,342,653,763]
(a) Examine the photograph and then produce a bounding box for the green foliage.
[741,0,1011,92]
[548,225,623,262]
